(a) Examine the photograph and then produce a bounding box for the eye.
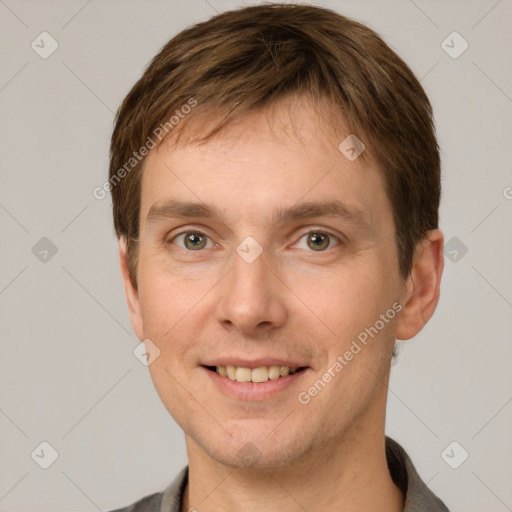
[292,231,340,251]
[172,232,214,251]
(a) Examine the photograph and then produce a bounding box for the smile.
[207,365,305,383]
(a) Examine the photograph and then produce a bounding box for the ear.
[396,229,444,340]
[118,237,144,340]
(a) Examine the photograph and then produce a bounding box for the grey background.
[0,0,511,510]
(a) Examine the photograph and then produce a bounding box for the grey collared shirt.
[110,437,450,512]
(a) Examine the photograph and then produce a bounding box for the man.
[108,3,448,511]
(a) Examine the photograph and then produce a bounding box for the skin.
[118,97,444,512]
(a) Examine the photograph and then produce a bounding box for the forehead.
[139,98,391,231]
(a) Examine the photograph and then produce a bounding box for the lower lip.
[202,366,309,401]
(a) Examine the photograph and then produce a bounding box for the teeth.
[215,365,300,382]
[268,365,281,380]
[251,367,268,383]
[226,365,236,380]
[235,367,252,382]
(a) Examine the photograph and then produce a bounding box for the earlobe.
[395,229,444,340]
[118,237,144,340]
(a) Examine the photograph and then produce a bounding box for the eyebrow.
[146,199,369,229]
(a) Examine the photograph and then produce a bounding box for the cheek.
[298,262,396,342]
[137,249,202,329]
[295,267,400,394]
[136,258,219,368]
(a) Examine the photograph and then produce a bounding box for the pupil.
[186,233,205,249]
[308,233,328,250]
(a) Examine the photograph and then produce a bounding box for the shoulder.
[386,437,451,512]
[107,466,188,512]
[107,491,162,512]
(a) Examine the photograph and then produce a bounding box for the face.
[121,99,412,470]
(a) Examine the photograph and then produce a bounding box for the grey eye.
[174,232,212,250]
[294,231,339,251]
[306,232,330,251]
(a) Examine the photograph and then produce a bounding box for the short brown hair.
[109,3,440,287]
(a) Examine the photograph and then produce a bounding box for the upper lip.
[202,358,309,369]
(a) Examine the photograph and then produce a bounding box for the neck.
[182,419,403,512]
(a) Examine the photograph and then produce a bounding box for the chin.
[188,421,316,471]
[212,444,303,471]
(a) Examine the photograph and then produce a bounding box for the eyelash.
[168,229,342,252]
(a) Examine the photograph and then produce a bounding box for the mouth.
[203,365,308,383]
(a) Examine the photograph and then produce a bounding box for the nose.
[215,247,287,336]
